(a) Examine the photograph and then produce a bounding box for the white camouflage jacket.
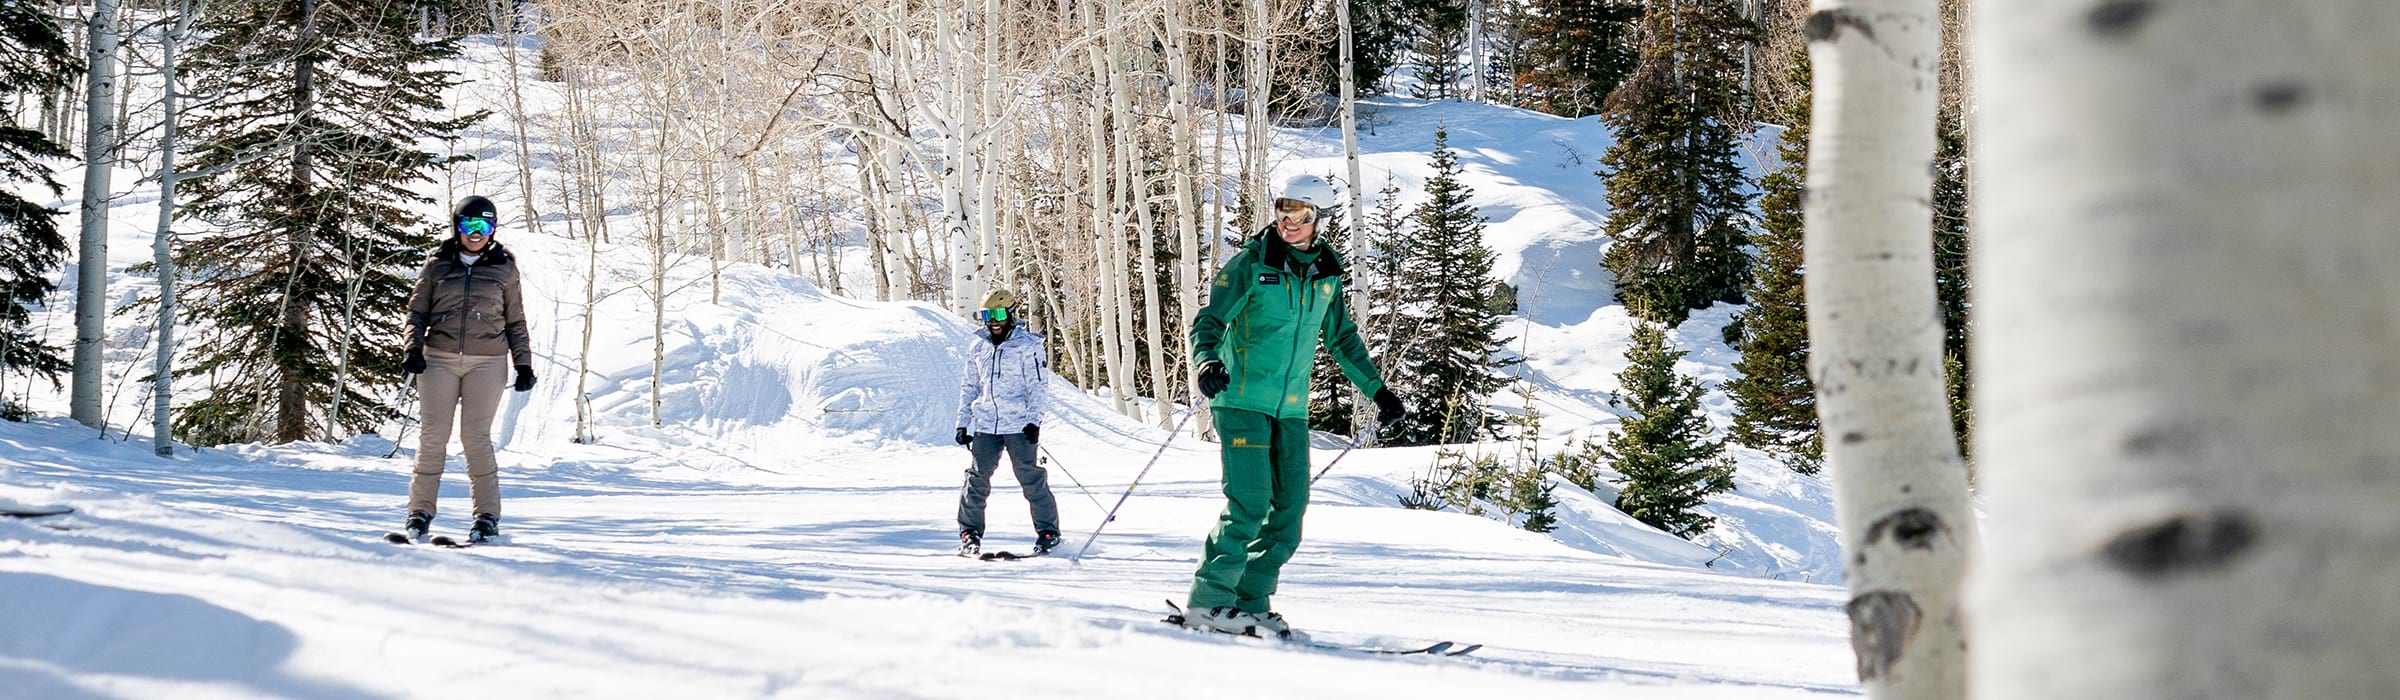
[956,328,1048,435]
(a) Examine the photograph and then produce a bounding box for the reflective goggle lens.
[1276,201,1316,225]
[977,308,1011,323]
[458,217,494,237]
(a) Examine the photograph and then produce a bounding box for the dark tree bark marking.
[2103,511,2255,579]
[2088,0,2155,38]
[2253,81,2306,114]
[1849,591,1922,681]
[1805,8,1875,43]
[1865,507,1946,550]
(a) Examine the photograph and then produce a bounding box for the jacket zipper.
[458,259,474,352]
[1275,264,1307,419]
[984,338,1002,435]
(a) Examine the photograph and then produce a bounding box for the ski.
[979,550,1049,561]
[1,506,73,518]
[428,535,476,548]
[383,532,416,545]
[1158,600,1476,656]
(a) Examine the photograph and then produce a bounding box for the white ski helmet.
[1274,174,1339,211]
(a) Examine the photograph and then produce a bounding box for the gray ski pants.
[958,433,1060,536]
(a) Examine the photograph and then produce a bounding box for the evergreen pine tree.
[1378,129,1517,446]
[173,0,484,445]
[1599,322,1736,539]
[1336,179,1413,437]
[1517,0,1640,117]
[0,6,80,389]
[1726,58,1820,473]
[1404,0,1469,100]
[1308,207,1357,434]
[1596,0,1756,325]
[1933,115,1972,459]
[1506,378,1560,532]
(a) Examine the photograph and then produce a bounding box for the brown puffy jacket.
[406,239,531,366]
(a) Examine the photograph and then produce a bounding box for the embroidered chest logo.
[1257,272,1283,285]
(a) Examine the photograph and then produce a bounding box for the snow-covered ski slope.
[0,37,1857,698]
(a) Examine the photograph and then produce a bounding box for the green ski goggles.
[976,308,1011,323]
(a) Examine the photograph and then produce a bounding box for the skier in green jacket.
[1180,174,1407,638]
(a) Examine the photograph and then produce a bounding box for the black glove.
[513,364,536,392]
[956,427,973,446]
[1198,361,1229,399]
[1022,424,1040,444]
[402,348,426,375]
[1373,388,1407,423]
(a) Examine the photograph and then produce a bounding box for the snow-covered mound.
[1269,99,1838,581]
[0,36,1860,698]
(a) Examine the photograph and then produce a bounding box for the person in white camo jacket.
[952,288,1060,556]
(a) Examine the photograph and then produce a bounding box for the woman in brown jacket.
[397,195,534,544]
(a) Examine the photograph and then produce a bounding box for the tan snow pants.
[406,348,508,519]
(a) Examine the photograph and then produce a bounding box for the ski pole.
[385,383,420,459]
[1308,417,1393,487]
[1036,444,1110,515]
[1069,403,1203,565]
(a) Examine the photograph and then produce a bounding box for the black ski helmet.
[452,196,498,238]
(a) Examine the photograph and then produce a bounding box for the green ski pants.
[1187,407,1312,613]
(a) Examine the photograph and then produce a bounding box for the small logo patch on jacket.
[1257,272,1282,285]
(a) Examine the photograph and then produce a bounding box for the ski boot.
[1181,606,1264,637]
[1033,530,1061,556]
[958,530,982,557]
[467,513,501,544]
[403,510,432,543]
[1254,611,1293,639]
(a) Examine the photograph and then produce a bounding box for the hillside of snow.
[0,35,1857,698]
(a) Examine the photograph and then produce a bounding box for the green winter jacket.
[1191,229,1385,421]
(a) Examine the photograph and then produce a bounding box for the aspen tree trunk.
[879,133,912,300]
[1467,0,1484,101]
[1164,0,1204,414]
[72,0,121,430]
[1245,0,1271,228]
[1103,0,1166,427]
[933,0,974,313]
[1971,2,2400,698]
[489,0,542,236]
[649,129,670,428]
[152,3,194,456]
[1084,0,1131,417]
[974,0,1002,306]
[1802,0,1977,695]
[1338,0,1373,441]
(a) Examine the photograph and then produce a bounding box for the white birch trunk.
[1970,2,2400,698]
[72,0,121,430]
[1802,0,1976,696]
